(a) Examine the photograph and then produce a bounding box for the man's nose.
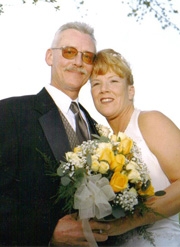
[73,52,83,66]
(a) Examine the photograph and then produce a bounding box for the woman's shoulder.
[138,109,179,141]
[139,110,171,126]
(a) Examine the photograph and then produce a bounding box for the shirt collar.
[45,84,79,114]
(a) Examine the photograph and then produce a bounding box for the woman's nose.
[100,82,109,92]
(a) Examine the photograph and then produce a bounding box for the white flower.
[99,161,109,174]
[65,152,82,168]
[126,161,139,170]
[129,187,138,196]
[117,132,127,140]
[91,160,100,172]
[96,124,111,137]
[110,134,118,142]
[128,169,141,183]
[96,142,112,155]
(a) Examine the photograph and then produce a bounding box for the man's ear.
[128,85,135,101]
[45,49,53,66]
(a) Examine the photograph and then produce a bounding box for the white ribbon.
[74,174,116,247]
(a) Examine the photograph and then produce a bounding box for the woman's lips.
[100,98,113,103]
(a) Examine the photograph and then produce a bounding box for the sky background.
[0,0,180,128]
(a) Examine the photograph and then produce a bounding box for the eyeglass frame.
[51,46,96,65]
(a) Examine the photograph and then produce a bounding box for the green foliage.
[136,225,156,246]
[36,148,59,179]
[92,133,110,143]
[55,167,86,212]
[0,0,179,33]
[0,4,3,14]
[123,0,180,33]
[54,180,76,212]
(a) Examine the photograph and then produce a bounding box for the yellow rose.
[117,132,133,155]
[99,161,109,174]
[110,154,125,172]
[91,160,100,172]
[73,146,82,153]
[110,171,128,192]
[119,138,133,155]
[99,147,114,165]
[138,183,154,197]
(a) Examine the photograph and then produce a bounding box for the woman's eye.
[110,80,119,83]
[91,81,100,87]
[92,83,99,87]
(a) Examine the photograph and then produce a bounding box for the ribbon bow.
[74,174,115,220]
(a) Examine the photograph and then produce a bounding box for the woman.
[90,49,180,246]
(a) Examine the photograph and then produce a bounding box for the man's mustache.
[64,66,87,75]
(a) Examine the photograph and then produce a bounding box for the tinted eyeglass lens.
[83,52,95,64]
[62,47,95,64]
[62,47,78,59]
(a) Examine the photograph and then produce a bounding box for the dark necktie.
[70,102,89,144]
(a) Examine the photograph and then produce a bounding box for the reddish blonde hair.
[91,49,134,85]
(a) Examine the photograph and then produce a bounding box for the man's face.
[46,29,96,99]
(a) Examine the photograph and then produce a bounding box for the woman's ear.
[45,48,53,66]
[128,85,135,101]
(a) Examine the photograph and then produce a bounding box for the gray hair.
[51,21,96,47]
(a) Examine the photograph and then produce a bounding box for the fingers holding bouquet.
[51,213,110,246]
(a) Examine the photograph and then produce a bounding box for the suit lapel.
[39,108,71,162]
[35,88,71,161]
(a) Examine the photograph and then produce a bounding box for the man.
[0,22,109,246]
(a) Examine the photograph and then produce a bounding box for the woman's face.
[91,70,134,120]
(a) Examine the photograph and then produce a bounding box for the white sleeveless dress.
[121,108,180,247]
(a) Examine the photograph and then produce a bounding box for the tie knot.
[70,102,79,115]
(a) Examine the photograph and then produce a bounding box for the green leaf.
[155,190,166,196]
[141,180,151,191]
[61,176,71,186]
[86,153,92,166]
[91,134,100,139]
[57,166,64,176]
[98,136,110,142]
[74,168,85,188]
[112,206,126,219]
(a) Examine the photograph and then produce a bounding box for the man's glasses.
[51,46,96,65]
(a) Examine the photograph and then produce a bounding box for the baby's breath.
[113,188,138,212]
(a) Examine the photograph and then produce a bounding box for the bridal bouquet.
[56,124,155,222]
[52,124,164,246]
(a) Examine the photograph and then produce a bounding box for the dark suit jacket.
[0,88,98,246]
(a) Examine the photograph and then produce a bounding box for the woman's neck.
[108,105,134,134]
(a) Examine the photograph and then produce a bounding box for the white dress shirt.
[45,84,88,132]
